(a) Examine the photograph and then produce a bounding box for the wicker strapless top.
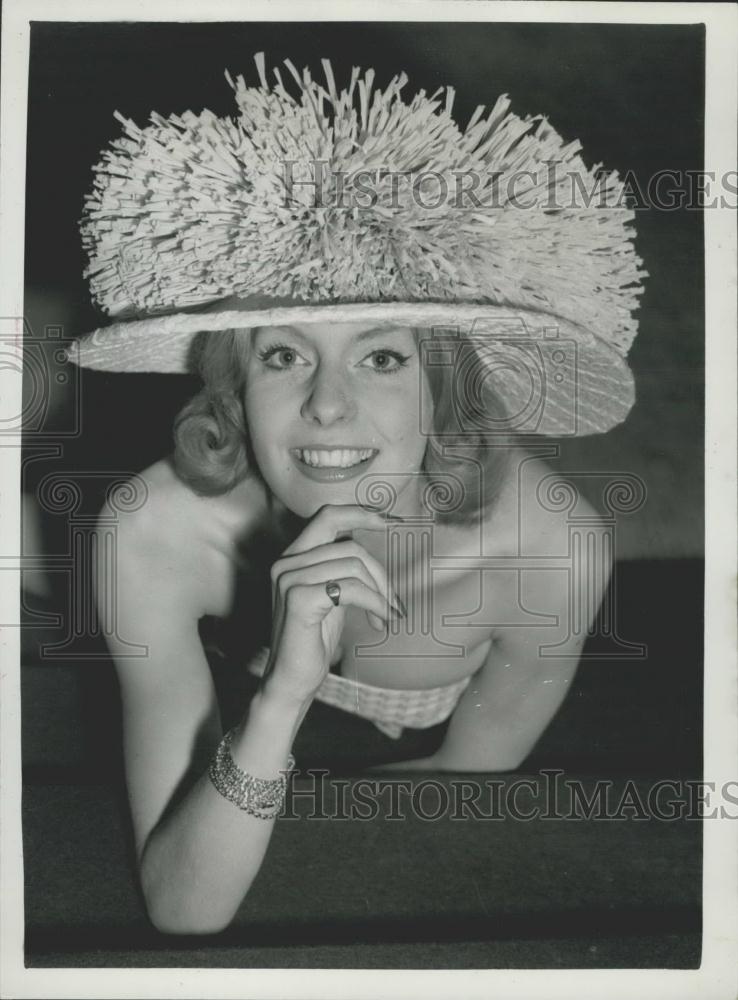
[247,646,471,739]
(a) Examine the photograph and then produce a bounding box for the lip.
[290,447,378,483]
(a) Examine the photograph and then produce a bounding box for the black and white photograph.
[1,1,736,997]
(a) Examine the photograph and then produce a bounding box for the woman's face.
[242,321,432,518]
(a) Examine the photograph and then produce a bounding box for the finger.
[276,558,386,613]
[273,540,401,614]
[282,504,402,556]
[276,560,393,631]
[286,578,400,628]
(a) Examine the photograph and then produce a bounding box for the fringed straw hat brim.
[73,53,645,437]
[71,300,635,436]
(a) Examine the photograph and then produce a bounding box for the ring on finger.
[325,580,341,607]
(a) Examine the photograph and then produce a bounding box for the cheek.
[380,378,431,456]
[245,370,296,421]
[243,387,280,457]
[399,371,431,432]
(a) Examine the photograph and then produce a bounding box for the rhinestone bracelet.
[208,728,296,819]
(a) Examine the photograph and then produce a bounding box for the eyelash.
[256,343,411,376]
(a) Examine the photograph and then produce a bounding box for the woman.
[75,55,644,933]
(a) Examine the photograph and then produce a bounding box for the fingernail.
[381,513,406,522]
[368,612,385,632]
[393,593,407,617]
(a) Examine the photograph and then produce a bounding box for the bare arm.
[97,516,309,935]
[98,501,397,933]
[375,513,611,773]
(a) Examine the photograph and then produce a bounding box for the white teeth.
[298,448,374,468]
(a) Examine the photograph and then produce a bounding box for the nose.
[300,362,357,425]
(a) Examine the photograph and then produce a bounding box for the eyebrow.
[257,326,408,344]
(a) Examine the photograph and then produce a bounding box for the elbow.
[143,888,235,936]
[148,911,232,937]
[140,856,239,936]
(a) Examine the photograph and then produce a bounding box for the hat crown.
[81,53,645,358]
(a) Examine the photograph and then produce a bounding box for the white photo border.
[1,2,736,998]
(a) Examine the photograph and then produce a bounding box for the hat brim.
[70,301,635,436]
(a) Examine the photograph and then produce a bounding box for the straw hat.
[73,53,646,436]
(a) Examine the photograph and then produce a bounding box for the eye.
[360,348,411,375]
[256,343,309,370]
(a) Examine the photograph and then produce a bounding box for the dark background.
[24,20,705,558]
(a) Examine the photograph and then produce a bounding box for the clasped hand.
[262,504,405,706]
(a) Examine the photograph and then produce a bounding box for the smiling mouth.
[293,447,378,469]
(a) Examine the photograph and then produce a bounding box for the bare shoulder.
[483,446,605,556]
[480,448,610,643]
[97,457,266,619]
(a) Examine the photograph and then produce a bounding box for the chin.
[274,480,369,519]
